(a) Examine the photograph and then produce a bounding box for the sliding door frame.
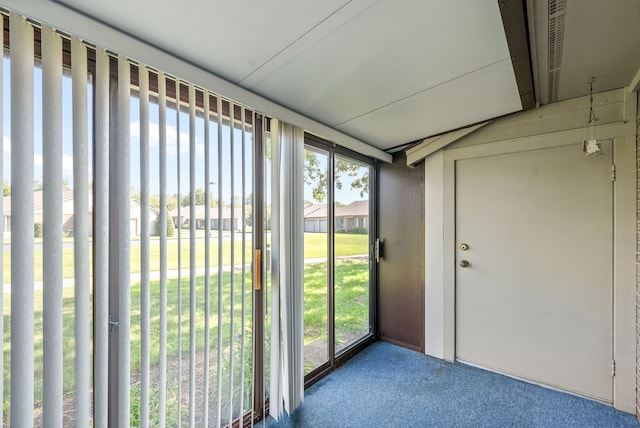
[303,133,377,388]
[251,114,266,423]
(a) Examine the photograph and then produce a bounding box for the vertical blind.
[10,13,35,428]
[93,45,110,428]
[3,10,257,426]
[41,23,63,427]
[268,120,305,420]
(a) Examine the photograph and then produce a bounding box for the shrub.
[166,216,175,237]
[34,222,43,238]
[154,212,175,237]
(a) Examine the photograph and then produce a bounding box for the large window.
[1,12,259,426]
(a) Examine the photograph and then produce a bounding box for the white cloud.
[30,154,72,170]
[196,142,205,156]
[3,136,9,153]
[130,121,209,158]
[62,154,73,173]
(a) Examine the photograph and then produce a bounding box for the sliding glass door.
[303,136,375,380]
[333,155,372,354]
[302,147,330,375]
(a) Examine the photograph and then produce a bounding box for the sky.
[3,59,93,189]
[2,57,367,206]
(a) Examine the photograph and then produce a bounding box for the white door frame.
[424,121,636,412]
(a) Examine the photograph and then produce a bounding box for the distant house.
[171,205,244,231]
[3,190,157,238]
[303,200,369,233]
[304,204,328,233]
[129,198,160,237]
[336,200,369,233]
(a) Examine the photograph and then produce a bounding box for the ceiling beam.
[629,67,640,93]
[498,0,535,110]
[405,122,488,166]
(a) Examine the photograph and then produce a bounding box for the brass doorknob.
[459,260,470,268]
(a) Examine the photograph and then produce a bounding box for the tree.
[303,151,369,203]
[180,187,207,207]
[167,195,178,211]
[336,159,368,197]
[304,150,328,202]
[3,179,9,196]
[149,194,160,210]
[154,210,175,237]
[195,188,206,206]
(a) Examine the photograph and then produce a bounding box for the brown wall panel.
[377,151,424,351]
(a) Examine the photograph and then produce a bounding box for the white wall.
[424,151,444,359]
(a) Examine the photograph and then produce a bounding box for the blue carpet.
[262,342,639,428]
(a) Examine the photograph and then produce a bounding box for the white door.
[455,142,613,402]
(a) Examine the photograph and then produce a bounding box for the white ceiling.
[21,0,640,153]
[56,0,523,151]
[531,0,640,105]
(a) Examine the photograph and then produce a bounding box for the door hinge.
[611,164,616,181]
[611,360,616,377]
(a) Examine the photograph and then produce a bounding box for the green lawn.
[4,270,253,425]
[303,232,368,259]
[302,259,369,373]
[2,251,370,425]
[2,232,369,283]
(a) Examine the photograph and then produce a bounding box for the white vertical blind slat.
[158,71,168,428]
[41,26,63,427]
[239,106,247,427]
[215,95,224,428]
[228,102,236,424]
[139,63,151,428]
[188,82,197,428]
[269,119,282,420]
[10,13,35,427]
[117,55,131,428]
[175,78,183,425]
[94,47,110,428]
[203,90,211,428]
[71,37,91,427]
